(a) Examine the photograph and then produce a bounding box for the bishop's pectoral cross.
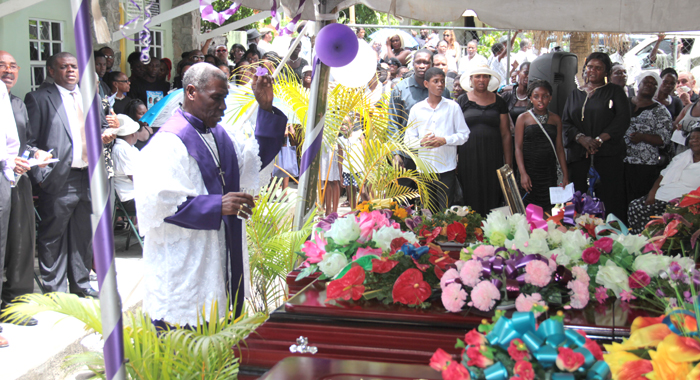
[219,167,226,187]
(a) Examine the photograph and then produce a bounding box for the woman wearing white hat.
[456,65,512,215]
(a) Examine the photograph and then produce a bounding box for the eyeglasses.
[216,49,227,53]
[103,55,114,59]
[0,63,19,71]
[192,55,205,61]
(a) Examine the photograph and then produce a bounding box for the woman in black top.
[609,63,635,98]
[287,40,309,84]
[655,67,684,120]
[104,71,133,115]
[501,62,531,126]
[457,65,512,215]
[562,52,631,222]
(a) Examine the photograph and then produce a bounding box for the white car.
[624,32,700,84]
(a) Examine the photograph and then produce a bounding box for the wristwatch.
[595,136,603,144]
[575,133,586,143]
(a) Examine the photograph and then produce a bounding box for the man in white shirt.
[112,115,140,211]
[514,39,538,64]
[488,43,509,87]
[257,28,274,55]
[405,67,470,211]
[458,40,488,76]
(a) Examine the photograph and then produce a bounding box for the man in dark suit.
[0,51,52,324]
[25,52,108,297]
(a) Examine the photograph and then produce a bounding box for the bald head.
[0,51,19,91]
[182,63,229,128]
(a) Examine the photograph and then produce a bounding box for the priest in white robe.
[134,63,287,327]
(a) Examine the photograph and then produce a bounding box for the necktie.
[70,91,89,165]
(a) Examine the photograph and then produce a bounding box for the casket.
[238,276,646,379]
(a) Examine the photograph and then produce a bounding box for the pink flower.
[571,266,590,286]
[463,330,487,346]
[442,283,467,312]
[507,339,530,361]
[357,210,391,242]
[595,287,609,304]
[429,348,452,372]
[469,281,501,312]
[567,280,589,309]
[459,260,483,287]
[556,347,585,372]
[620,290,637,302]
[513,360,534,380]
[523,260,552,287]
[443,361,471,380]
[593,237,614,253]
[628,270,651,289]
[548,258,557,272]
[473,245,496,259]
[581,247,601,264]
[466,346,494,368]
[301,231,327,263]
[644,242,662,255]
[515,293,545,317]
[584,338,604,361]
[440,268,461,289]
[352,246,383,261]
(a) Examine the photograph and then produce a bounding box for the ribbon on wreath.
[661,301,700,338]
[526,204,548,232]
[563,191,605,225]
[478,252,568,298]
[595,214,629,236]
[482,312,611,380]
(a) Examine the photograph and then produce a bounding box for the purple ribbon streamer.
[564,191,605,225]
[200,1,242,26]
[299,127,323,175]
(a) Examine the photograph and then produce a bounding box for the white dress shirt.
[112,138,139,201]
[488,56,508,87]
[55,84,87,168]
[458,54,488,76]
[405,97,470,173]
[0,81,19,182]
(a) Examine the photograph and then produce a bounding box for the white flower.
[318,251,349,278]
[522,229,550,255]
[403,231,419,245]
[615,234,648,255]
[596,261,631,297]
[561,230,590,262]
[371,226,404,251]
[326,216,361,245]
[672,255,695,273]
[508,213,529,231]
[549,248,570,266]
[482,211,510,239]
[547,227,564,246]
[633,254,672,277]
[505,224,530,251]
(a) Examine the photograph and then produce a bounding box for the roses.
[508,339,530,361]
[581,247,601,264]
[326,216,361,245]
[318,251,349,278]
[555,347,585,372]
[466,346,494,368]
[628,270,651,289]
[595,261,631,297]
[593,237,614,253]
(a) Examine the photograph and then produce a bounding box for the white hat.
[116,114,140,136]
[302,65,312,74]
[460,64,501,92]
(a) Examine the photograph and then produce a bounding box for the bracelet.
[595,136,603,144]
[575,133,585,143]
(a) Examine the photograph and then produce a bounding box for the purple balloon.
[314,23,359,67]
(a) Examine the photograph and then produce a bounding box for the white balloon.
[331,41,377,88]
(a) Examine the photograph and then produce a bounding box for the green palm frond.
[1,293,102,334]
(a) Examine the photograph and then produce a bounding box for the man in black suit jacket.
[25,52,109,297]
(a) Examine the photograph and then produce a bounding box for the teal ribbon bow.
[481,312,611,380]
[662,299,700,338]
[595,213,629,236]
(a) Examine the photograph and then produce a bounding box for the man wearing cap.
[134,63,287,327]
[112,115,140,212]
[257,28,274,55]
[246,29,262,49]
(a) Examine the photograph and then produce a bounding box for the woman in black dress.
[562,52,631,222]
[515,80,569,213]
[457,65,512,215]
[501,62,532,126]
[655,68,684,120]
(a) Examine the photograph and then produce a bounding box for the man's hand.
[106,109,119,129]
[102,128,118,144]
[222,192,255,219]
[252,74,274,113]
[578,136,600,155]
[393,154,404,167]
[13,157,31,174]
[680,91,691,106]
[657,32,666,41]
[35,150,53,168]
[420,134,446,148]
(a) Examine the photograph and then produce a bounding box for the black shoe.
[73,288,99,299]
[0,315,38,326]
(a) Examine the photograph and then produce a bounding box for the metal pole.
[70,1,125,379]
[507,30,511,85]
[293,0,332,230]
[346,24,508,32]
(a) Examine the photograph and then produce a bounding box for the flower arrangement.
[643,186,700,260]
[414,206,484,246]
[430,311,611,380]
[440,244,590,313]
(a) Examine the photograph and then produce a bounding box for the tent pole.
[293,0,332,230]
[507,29,511,85]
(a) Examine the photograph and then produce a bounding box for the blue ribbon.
[481,312,611,378]
[662,305,700,338]
[400,243,429,260]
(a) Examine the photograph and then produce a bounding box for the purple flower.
[656,289,666,297]
[684,291,694,304]
[421,208,433,218]
[669,261,688,282]
[317,212,339,231]
[405,216,422,230]
[669,298,678,308]
[692,269,700,285]
[255,67,269,76]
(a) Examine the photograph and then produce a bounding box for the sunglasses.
[104,55,114,59]
[192,55,205,61]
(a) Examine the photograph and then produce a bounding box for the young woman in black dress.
[515,80,569,213]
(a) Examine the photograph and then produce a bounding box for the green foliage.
[200,3,265,33]
[2,293,265,380]
[477,31,526,58]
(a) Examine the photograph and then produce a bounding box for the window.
[28,19,63,91]
[134,30,164,60]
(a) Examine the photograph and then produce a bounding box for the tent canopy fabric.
[241,0,699,33]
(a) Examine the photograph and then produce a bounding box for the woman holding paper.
[515,79,568,214]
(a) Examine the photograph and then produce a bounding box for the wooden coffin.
[239,279,650,379]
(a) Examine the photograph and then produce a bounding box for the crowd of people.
[1,24,700,339]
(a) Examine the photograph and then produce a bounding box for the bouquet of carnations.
[430,311,610,380]
[440,244,591,313]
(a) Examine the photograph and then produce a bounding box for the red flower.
[419,226,441,244]
[463,330,487,346]
[390,237,409,254]
[466,346,494,368]
[325,266,366,302]
[679,187,700,208]
[392,268,432,305]
[584,338,604,361]
[429,348,452,372]
[371,258,399,274]
[443,361,471,380]
[628,270,651,289]
[555,347,585,372]
[513,360,534,380]
[413,258,431,272]
[618,359,653,380]
[593,237,614,253]
[507,339,530,361]
[581,247,601,264]
[430,253,457,271]
[446,222,467,244]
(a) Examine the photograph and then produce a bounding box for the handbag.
[528,110,564,186]
[273,137,299,178]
